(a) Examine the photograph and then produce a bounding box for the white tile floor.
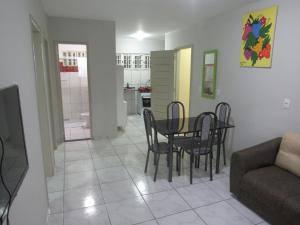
[64,120,91,141]
[47,115,270,225]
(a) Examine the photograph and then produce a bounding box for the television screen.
[0,85,29,219]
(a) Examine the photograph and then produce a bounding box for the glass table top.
[155,117,235,136]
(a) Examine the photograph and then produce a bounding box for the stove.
[137,92,151,114]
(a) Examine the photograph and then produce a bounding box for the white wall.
[116,38,164,53]
[166,0,300,151]
[48,17,118,138]
[0,0,49,225]
[60,72,89,120]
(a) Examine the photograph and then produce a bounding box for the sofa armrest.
[230,137,282,196]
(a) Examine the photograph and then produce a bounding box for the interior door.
[150,50,175,119]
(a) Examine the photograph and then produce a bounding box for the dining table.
[155,117,235,182]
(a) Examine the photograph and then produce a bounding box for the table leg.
[168,134,174,182]
[216,130,221,174]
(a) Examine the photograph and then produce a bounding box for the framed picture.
[202,50,217,99]
[240,5,278,68]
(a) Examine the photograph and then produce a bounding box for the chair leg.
[144,149,150,173]
[190,153,194,184]
[209,152,213,181]
[199,155,201,168]
[166,154,170,167]
[205,154,208,171]
[181,148,184,158]
[178,153,181,176]
[195,155,200,168]
[222,143,226,166]
[153,153,157,165]
[154,153,161,182]
[176,153,179,172]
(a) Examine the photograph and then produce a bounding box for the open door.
[175,48,192,117]
[150,50,175,119]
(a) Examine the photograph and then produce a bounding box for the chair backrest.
[215,102,231,142]
[193,112,218,153]
[215,102,231,123]
[167,101,185,132]
[143,109,159,152]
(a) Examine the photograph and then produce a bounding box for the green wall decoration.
[202,50,218,99]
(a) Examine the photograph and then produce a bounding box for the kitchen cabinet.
[116,53,151,70]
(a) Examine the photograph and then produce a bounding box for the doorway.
[57,43,91,141]
[175,47,192,117]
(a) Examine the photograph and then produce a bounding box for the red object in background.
[138,86,151,93]
[59,62,64,71]
[59,63,79,73]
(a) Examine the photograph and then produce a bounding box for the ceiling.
[42,0,256,40]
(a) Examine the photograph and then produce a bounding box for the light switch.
[283,98,291,109]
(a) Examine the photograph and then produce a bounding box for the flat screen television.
[0,85,29,222]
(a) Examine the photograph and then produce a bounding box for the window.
[124,55,131,69]
[134,55,142,68]
[128,55,132,68]
[116,54,122,65]
[144,55,150,69]
[116,53,150,69]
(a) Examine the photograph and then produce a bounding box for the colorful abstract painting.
[240,6,278,68]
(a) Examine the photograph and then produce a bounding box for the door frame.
[174,45,193,117]
[54,41,94,141]
[30,15,55,176]
[43,38,57,149]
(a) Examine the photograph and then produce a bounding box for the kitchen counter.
[123,88,137,115]
[123,87,151,115]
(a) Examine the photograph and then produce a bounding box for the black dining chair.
[143,109,180,182]
[167,101,185,131]
[167,101,190,161]
[175,112,217,184]
[214,102,231,166]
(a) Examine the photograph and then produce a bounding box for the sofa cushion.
[282,195,300,225]
[240,166,300,210]
[275,132,300,177]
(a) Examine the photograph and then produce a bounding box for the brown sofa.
[230,138,300,225]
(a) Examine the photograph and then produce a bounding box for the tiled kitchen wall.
[61,72,89,120]
[124,69,150,88]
